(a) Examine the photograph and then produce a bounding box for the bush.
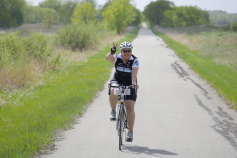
[0,33,26,68]
[0,32,55,91]
[232,23,237,32]
[24,33,54,60]
[0,33,54,69]
[58,23,99,50]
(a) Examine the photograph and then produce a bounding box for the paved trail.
[43,27,237,158]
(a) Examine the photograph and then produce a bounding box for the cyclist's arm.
[132,59,139,88]
[106,53,115,64]
[132,67,139,85]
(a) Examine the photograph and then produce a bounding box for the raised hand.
[110,42,118,55]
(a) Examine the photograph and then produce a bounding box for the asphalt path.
[42,26,237,158]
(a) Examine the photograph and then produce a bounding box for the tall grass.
[0,27,140,158]
[0,32,55,91]
[155,26,237,70]
[152,28,237,108]
[186,32,237,69]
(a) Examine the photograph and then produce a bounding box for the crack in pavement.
[194,94,237,151]
[172,59,237,151]
[171,61,211,100]
[171,61,189,79]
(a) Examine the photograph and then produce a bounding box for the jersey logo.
[135,61,139,67]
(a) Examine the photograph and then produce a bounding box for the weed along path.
[43,27,237,158]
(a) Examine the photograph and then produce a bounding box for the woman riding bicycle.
[106,41,139,142]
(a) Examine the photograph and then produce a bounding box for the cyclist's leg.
[109,79,120,120]
[125,88,137,131]
[109,79,119,110]
[125,100,135,131]
[109,93,117,110]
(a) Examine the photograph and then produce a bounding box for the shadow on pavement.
[123,145,178,157]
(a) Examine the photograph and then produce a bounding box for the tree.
[232,23,237,32]
[131,8,142,26]
[102,0,136,34]
[39,0,61,11]
[0,0,26,28]
[82,0,97,7]
[71,2,97,24]
[43,8,57,29]
[58,1,77,24]
[143,0,174,27]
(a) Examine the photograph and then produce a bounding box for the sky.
[27,0,237,13]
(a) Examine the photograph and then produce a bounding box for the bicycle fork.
[116,105,128,136]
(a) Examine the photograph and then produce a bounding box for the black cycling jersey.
[113,53,139,86]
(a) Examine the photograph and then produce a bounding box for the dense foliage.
[131,8,143,26]
[143,0,174,27]
[71,2,97,24]
[144,0,210,27]
[0,33,54,70]
[232,23,237,32]
[102,0,137,34]
[0,0,26,28]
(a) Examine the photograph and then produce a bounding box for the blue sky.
[27,0,237,13]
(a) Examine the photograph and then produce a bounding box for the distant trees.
[23,5,56,24]
[208,11,237,31]
[162,6,210,27]
[131,8,143,26]
[0,0,26,28]
[23,0,77,25]
[58,1,77,24]
[144,0,210,27]
[39,0,61,11]
[143,0,174,27]
[208,11,237,26]
[1,0,142,31]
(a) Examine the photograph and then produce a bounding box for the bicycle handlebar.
[108,84,137,95]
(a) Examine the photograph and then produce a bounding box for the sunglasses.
[122,50,131,53]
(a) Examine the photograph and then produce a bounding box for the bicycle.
[108,84,136,150]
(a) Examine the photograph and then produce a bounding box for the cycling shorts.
[109,78,137,102]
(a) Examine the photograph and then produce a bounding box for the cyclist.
[106,41,139,142]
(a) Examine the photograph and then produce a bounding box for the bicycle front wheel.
[119,109,124,150]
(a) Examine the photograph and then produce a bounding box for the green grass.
[0,27,140,158]
[152,28,237,108]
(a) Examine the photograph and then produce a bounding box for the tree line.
[143,0,210,27]
[0,0,142,32]
[2,0,236,31]
[208,11,237,26]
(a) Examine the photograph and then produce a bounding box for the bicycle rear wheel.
[119,108,124,150]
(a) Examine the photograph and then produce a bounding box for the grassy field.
[0,25,140,157]
[152,26,237,108]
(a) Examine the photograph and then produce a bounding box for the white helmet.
[119,42,133,51]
